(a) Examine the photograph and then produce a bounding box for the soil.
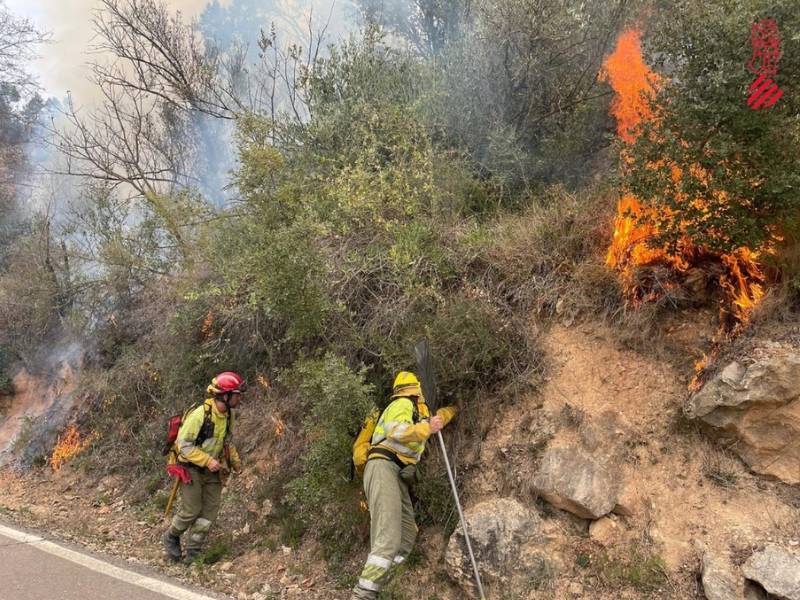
[460,319,800,599]
[0,317,798,600]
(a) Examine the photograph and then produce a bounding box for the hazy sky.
[5,0,232,101]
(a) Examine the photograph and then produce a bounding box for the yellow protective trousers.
[169,468,222,552]
[351,458,417,600]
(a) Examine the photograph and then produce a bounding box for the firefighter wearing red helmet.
[163,371,246,564]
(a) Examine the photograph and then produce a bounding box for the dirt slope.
[461,321,800,598]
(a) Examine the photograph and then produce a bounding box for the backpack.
[161,402,233,457]
[350,397,419,478]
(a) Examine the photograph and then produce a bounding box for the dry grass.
[475,186,622,321]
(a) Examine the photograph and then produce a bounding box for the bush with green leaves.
[423,0,627,192]
[202,32,544,559]
[0,346,12,394]
[627,0,800,255]
[284,353,375,562]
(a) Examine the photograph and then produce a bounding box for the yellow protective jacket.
[171,398,241,470]
[354,397,456,469]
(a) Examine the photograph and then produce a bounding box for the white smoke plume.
[5,1,232,100]
[6,0,351,103]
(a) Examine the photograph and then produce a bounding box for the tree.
[427,0,631,190]
[52,0,332,252]
[626,0,800,254]
[0,3,47,265]
[0,2,48,90]
[355,0,472,55]
[93,0,247,120]
[53,85,199,248]
[52,0,230,253]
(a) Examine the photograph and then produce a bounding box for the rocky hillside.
[1,314,798,600]
[1,1,799,599]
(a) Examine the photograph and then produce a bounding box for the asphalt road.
[0,523,228,600]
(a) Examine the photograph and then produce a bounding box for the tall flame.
[601,28,766,325]
[600,29,659,144]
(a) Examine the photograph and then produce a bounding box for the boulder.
[533,446,620,519]
[743,582,769,600]
[445,498,544,591]
[743,545,800,600]
[701,553,742,600]
[589,516,621,547]
[686,346,800,484]
[612,484,640,517]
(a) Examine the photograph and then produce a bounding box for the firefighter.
[350,371,457,599]
[162,371,244,564]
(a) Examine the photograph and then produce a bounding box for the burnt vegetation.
[0,0,798,575]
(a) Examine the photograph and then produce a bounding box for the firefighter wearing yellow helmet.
[349,371,457,600]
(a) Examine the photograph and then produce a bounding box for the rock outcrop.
[531,410,629,520]
[701,552,742,600]
[743,545,800,600]
[532,446,620,519]
[445,498,547,592]
[686,345,800,484]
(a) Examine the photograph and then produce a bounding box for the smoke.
[4,0,357,208]
[200,0,355,51]
[0,340,83,470]
[191,0,358,206]
[4,0,232,102]
[6,0,353,105]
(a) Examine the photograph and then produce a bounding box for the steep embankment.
[0,318,799,599]
[460,321,798,598]
[0,348,81,469]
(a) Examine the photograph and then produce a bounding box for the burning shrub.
[49,425,92,471]
[627,1,800,257]
[598,16,800,325]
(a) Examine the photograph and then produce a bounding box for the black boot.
[183,546,201,565]
[162,530,182,562]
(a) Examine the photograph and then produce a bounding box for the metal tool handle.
[437,430,486,599]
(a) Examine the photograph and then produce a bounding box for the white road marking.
[0,522,225,600]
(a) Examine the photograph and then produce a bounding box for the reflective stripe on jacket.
[175,398,239,468]
[370,397,456,465]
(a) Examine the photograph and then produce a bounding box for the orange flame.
[201,311,215,338]
[602,28,766,325]
[271,415,285,437]
[50,425,92,471]
[600,29,679,287]
[600,29,660,144]
[257,374,271,389]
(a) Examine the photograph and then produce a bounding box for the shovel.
[415,340,486,600]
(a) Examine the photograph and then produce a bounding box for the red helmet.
[208,371,246,395]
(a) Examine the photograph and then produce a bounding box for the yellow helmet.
[392,371,422,398]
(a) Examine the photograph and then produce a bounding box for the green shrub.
[367,292,538,404]
[413,460,456,533]
[283,353,375,561]
[589,544,670,592]
[197,538,231,565]
[0,346,12,394]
